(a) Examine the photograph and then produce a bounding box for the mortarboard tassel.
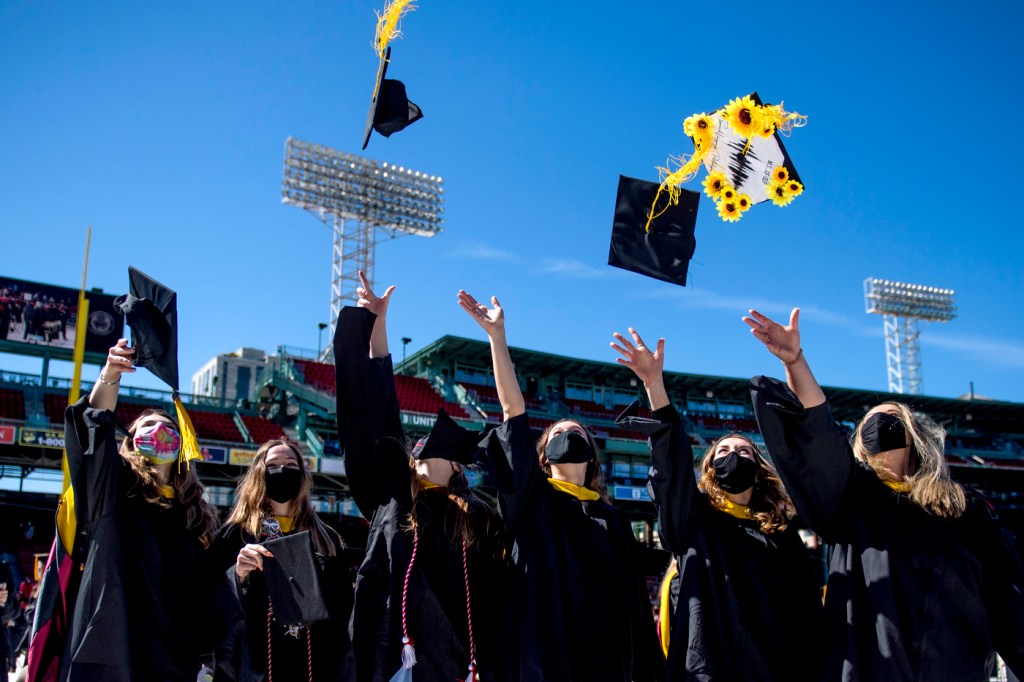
[645,113,714,232]
[375,0,416,59]
[172,391,204,473]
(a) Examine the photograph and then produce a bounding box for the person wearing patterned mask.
[612,326,823,681]
[212,438,351,681]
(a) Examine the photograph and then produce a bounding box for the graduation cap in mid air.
[607,174,699,287]
[362,0,423,150]
[261,531,331,628]
[411,408,483,465]
[112,266,203,470]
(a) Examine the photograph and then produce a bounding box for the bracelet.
[782,348,803,367]
[97,372,120,386]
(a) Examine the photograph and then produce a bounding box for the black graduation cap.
[362,45,423,150]
[261,531,330,628]
[608,175,699,287]
[112,266,203,467]
[411,408,483,465]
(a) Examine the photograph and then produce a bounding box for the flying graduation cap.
[362,0,423,149]
[411,408,483,465]
[112,266,204,470]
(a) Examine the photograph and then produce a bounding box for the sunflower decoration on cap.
[645,92,807,228]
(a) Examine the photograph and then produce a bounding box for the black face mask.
[712,452,759,494]
[545,431,594,465]
[860,413,907,455]
[265,466,303,503]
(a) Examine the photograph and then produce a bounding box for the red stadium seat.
[0,388,26,421]
[241,414,285,444]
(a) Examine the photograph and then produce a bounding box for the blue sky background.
[2,0,1022,403]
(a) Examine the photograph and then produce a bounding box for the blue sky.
[1,0,1023,403]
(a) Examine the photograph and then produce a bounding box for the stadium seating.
[240,414,285,444]
[0,388,25,421]
[293,359,337,395]
[394,375,469,418]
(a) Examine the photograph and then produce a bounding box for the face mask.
[265,466,303,503]
[133,423,181,464]
[861,413,907,455]
[545,431,594,465]
[712,452,759,493]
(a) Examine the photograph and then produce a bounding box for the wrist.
[98,369,120,385]
[782,348,804,367]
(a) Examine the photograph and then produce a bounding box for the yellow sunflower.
[769,182,794,207]
[770,166,789,184]
[683,113,714,138]
[718,199,742,222]
[786,180,804,198]
[702,170,730,199]
[736,193,752,212]
[723,95,762,139]
[720,186,737,202]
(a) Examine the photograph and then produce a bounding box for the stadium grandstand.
[2,334,1023,587]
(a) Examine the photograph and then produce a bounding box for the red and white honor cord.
[267,602,314,682]
[399,528,420,669]
[461,538,477,682]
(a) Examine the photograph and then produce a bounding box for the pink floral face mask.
[133,422,181,464]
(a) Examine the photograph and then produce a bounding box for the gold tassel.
[644,113,714,232]
[172,391,204,473]
[375,0,416,58]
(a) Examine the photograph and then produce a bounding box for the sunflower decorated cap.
[608,175,699,286]
[647,92,806,226]
[112,266,203,471]
[362,0,423,150]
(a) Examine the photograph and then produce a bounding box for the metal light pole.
[317,322,328,358]
[401,337,412,372]
[864,278,957,395]
[281,137,445,361]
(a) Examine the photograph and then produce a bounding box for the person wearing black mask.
[459,291,662,682]
[744,307,1024,681]
[611,327,823,681]
[212,439,353,681]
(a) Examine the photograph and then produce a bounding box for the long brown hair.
[120,408,220,548]
[535,419,611,504]
[852,402,966,518]
[405,451,497,550]
[697,432,792,534]
[225,438,343,556]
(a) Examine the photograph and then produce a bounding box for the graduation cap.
[261,531,330,628]
[608,174,699,287]
[362,0,423,150]
[646,92,807,224]
[112,266,203,470]
[411,408,483,465]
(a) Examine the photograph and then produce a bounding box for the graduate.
[28,269,221,682]
[611,327,823,681]
[334,274,505,682]
[744,308,1024,681]
[458,291,662,682]
[212,438,352,681]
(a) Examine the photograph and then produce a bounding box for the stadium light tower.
[863,278,957,395]
[281,137,445,357]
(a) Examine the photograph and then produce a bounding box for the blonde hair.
[852,402,966,518]
[697,432,793,534]
[120,409,220,548]
[535,419,610,504]
[225,438,343,556]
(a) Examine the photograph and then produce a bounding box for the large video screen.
[0,276,123,356]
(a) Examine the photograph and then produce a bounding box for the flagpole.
[64,226,91,493]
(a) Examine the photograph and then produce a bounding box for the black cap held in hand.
[608,175,699,287]
[112,266,179,390]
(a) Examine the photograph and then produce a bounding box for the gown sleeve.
[749,375,855,542]
[334,306,410,516]
[64,396,128,527]
[618,401,695,555]
[480,412,541,532]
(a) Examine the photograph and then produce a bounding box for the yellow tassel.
[759,102,807,137]
[57,487,76,556]
[645,148,710,232]
[375,0,416,58]
[172,392,204,473]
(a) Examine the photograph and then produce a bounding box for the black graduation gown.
[334,307,505,682]
[210,522,353,682]
[622,403,823,682]
[750,375,1024,682]
[481,412,663,682]
[58,397,213,681]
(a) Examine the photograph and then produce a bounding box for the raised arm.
[356,270,396,360]
[87,339,136,411]
[612,328,698,553]
[742,308,825,408]
[457,291,524,418]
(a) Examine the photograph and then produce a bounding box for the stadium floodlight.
[864,278,957,395]
[281,137,445,357]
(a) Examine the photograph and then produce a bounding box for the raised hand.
[457,290,505,339]
[610,328,665,386]
[104,338,136,381]
[356,270,396,318]
[743,308,801,364]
